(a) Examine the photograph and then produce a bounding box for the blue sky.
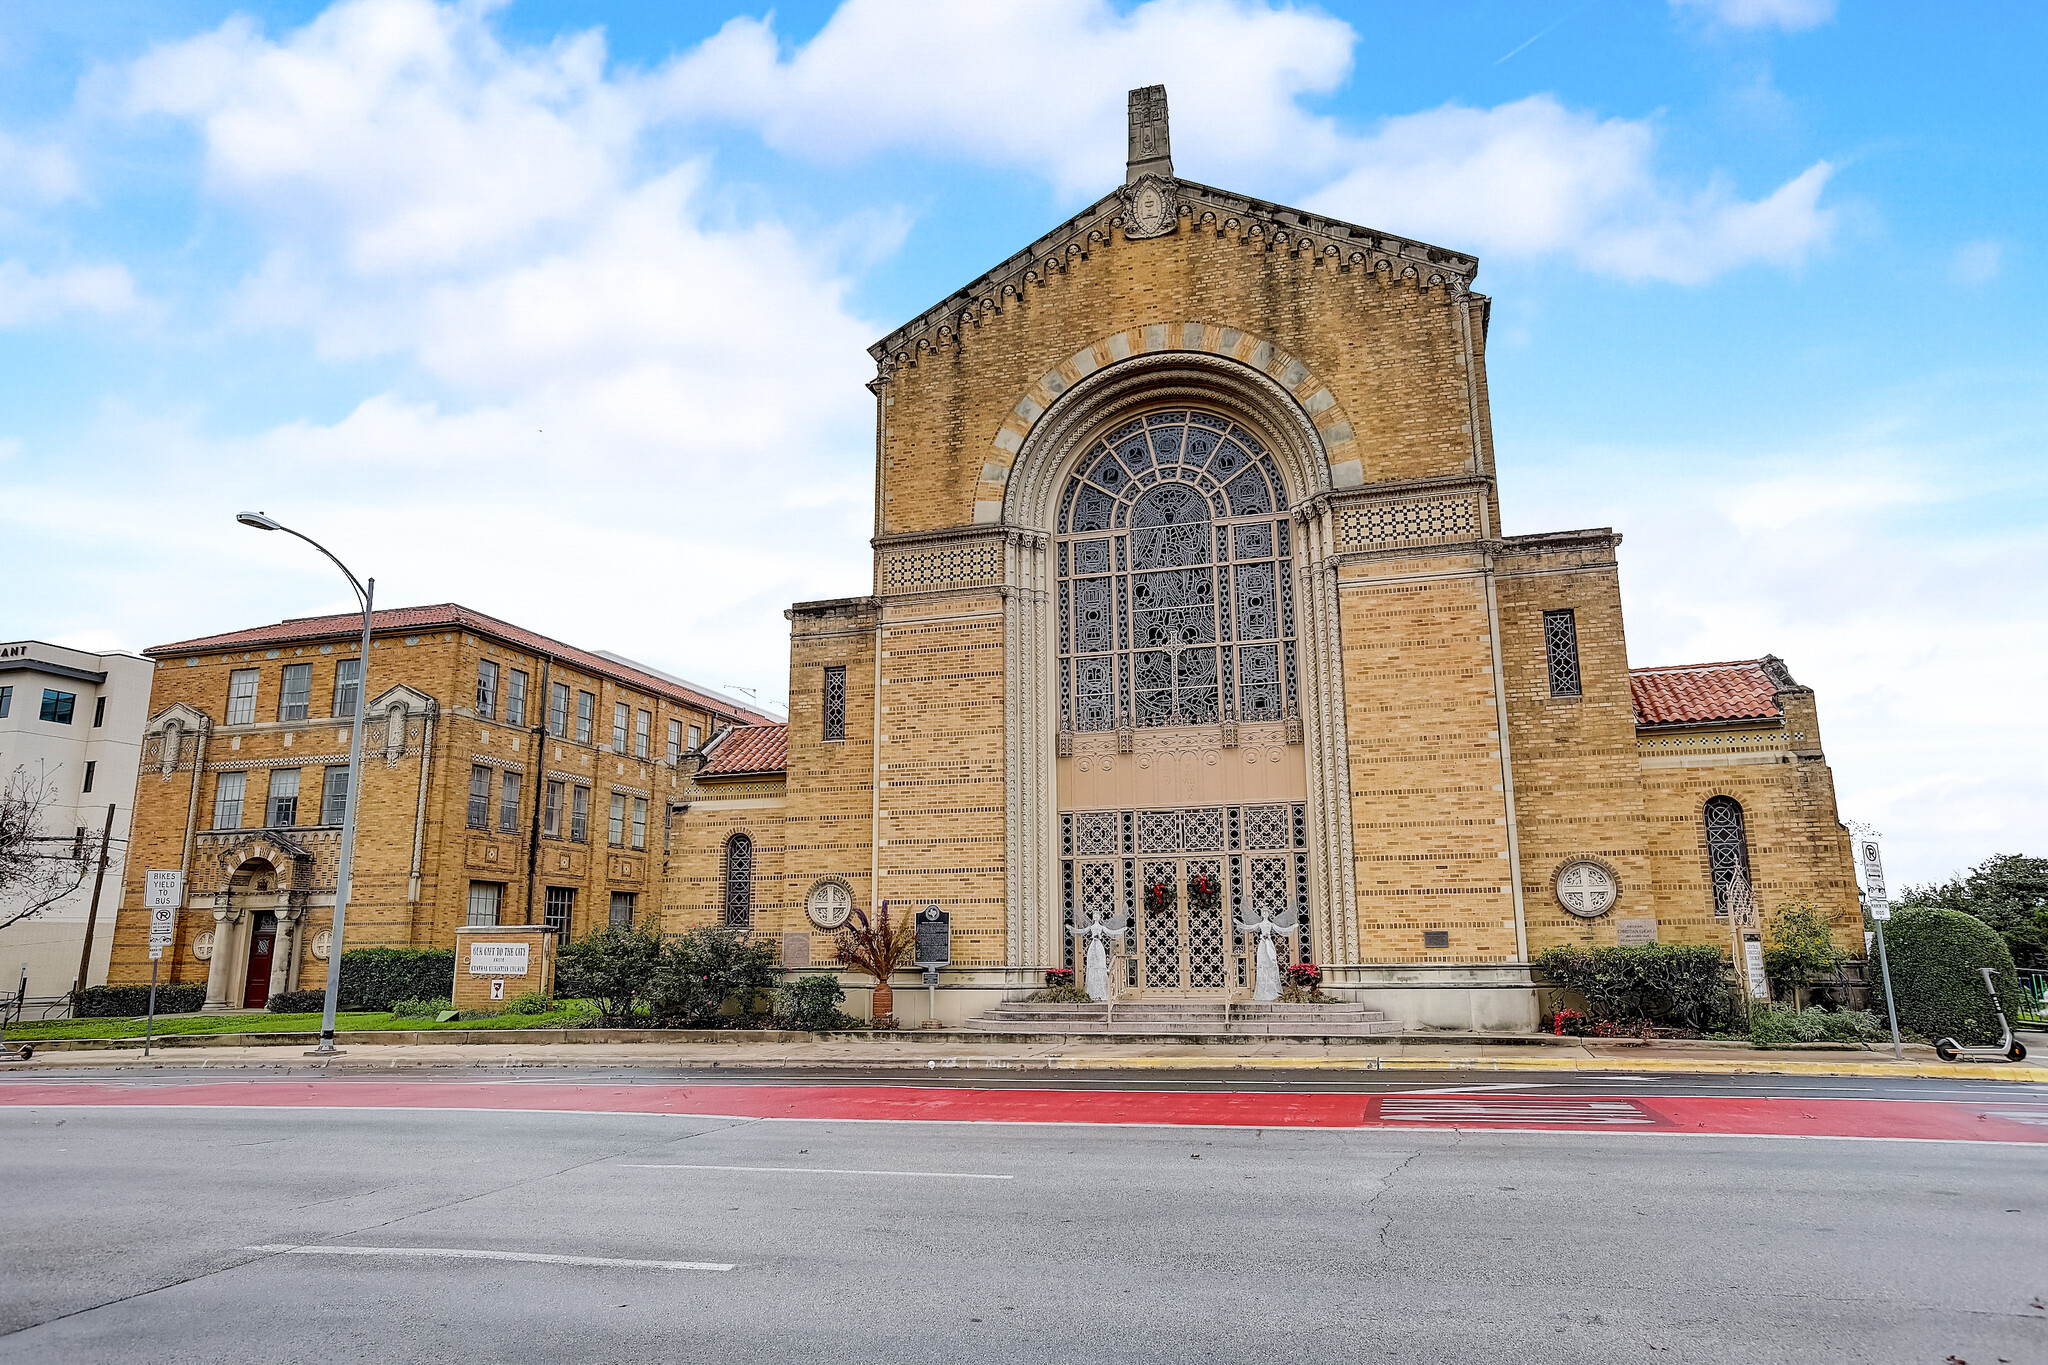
[1,0,2041,889]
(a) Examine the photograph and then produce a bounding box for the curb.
[1040,1055,2048,1082]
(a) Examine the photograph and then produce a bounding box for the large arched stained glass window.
[1057,409,1295,732]
[723,833,753,929]
[1703,797,1752,918]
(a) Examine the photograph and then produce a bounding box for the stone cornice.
[868,178,1481,373]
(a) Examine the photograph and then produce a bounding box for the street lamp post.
[237,512,373,1057]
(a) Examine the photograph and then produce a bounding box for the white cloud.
[1310,96,1834,284]
[1670,0,1836,32]
[0,131,79,210]
[1950,238,2002,286]
[656,0,1355,197]
[0,260,138,325]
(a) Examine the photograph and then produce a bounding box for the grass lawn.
[8,1006,598,1042]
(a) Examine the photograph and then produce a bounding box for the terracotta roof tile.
[148,603,775,725]
[1629,659,1782,727]
[698,723,787,776]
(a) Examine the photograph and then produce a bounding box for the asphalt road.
[3,1075,2045,1364]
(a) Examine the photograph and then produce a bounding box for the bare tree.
[0,766,101,933]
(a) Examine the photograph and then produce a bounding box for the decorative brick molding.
[1334,493,1482,553]
[878,539,1005,593]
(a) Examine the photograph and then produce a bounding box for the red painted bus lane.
[4,1081,2046,1144]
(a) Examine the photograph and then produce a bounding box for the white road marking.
[1380,1097,1655,1125]
[1395,1083,1558,1094]
[244,1244,733,1271]
[621,1163,1012,1179]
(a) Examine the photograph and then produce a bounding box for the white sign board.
[148,906,177,961]
[1743,936,1769,1000]
[1858,839,1891,921]
[468,942,531,976]
[143,869,185,911]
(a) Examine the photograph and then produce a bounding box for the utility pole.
[71,802,116,1010]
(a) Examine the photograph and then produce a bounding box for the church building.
[662,88,1864,1029]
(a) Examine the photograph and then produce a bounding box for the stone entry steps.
[969,1000,1403,1039]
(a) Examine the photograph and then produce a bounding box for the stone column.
[267,911,297,1001]
[202,908,237,1009]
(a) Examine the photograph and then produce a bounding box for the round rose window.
[1554,860,1618,918]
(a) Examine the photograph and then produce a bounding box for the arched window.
[722,833,753,929]
[1056,409,1295,731]
[1703,796,1752,917]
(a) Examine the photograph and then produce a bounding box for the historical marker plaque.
[915,904,951,968]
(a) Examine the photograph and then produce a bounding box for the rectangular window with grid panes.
[506,669,527,727]
[635,709,650,758]
[267,768,299,826]
[467,882,502,927]
[333,658,360,717]
[631,796,647,850]
[212,771,246,829]
[1542,609,1582,698]
[570,785,589,842]
[543,780,563,838]
[321,767,350,825]
[544,886,575,939]
[609,792,626,846]
[549,682,569,737]
[610,891,636,929]
[499,771,519,833]
[476,660,498,720]
[225,670,258,725]
[279,664,312,721]
[823,665,846,741]
[467,764,492,829]
[576,691,595,744]
[667,719,682,764]
[612,702,629,752]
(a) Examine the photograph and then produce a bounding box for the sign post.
[142,871,184,1058]
[1858,837,1904,1060]
[914,904,950,1029]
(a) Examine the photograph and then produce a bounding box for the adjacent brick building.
[105,605,769,1008]
[658,88,1862,1028]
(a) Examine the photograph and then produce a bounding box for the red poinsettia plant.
[1187,873,1221,912]
[1044,967,1075,987]
[1285,962,1322,990]
[1550,1008,1588,1037]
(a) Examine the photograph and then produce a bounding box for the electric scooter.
[1933,967,2028,1063]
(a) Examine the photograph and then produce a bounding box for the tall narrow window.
[333,658,361,718]
[499,771,520,833]
[92,695,106,727]
[267,768,300,826]
[82,760,97,794]
[667,719,683,764]
[635,709,650,759]
[1543,609,1582,698]
[723,833,753,929]
[612,702,629,752]
[823,665,846,741]
[631,796,647,851]
[321,766,350,825]
[1703,796,1753,918]
[40,689,76,724]
[610,891,637,929]
[506,669,528,727]
[0,686,11,718]
[608,792,626,846]
[687,724,701,750]
[279,664,312,721]
[466,881,502,927]
[476,660,499,720]
[544,886,575,939]
[468,764,493,829]
[576,691,595,744]
[570,785,590,842]
[225,670,259,725]
[548,682,569,737]
[543,780,563,838]
[212,771,247,829]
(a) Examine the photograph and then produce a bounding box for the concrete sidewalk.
[6,1034,2045,1082]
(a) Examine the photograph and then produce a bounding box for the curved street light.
[237,511,373,1056]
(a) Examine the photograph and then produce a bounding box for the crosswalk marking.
[1379,1096,1655,1125]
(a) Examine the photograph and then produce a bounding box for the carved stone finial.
[1126,85,1172,185]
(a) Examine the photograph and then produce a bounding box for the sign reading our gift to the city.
[467,942,531,976]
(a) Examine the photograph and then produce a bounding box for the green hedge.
[1533,943,1731,1029]
[1869,907,2024,1046]
[75,983,208,1017]
[265,989,329,1014]
[337,947,456,1011]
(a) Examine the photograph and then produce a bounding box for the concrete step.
[967,1019,1404,1038]
[980,1002,1390,1023]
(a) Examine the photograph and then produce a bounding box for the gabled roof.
[697,723,787,777]
[1629,659,1791,727]
[148,603,775,725]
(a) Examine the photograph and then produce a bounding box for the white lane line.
[244,1244,733,1271]
[1396,1083,1560,1094]
[621,1163,1012,1179]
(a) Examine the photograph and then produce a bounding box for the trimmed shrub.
[74,983,208,1018]
[1868,907,2024,1046]
[265,989,329,1014]
[388,997,452,1019]
[556,924,663,1024]
[1532,944,1729,1029]
[337,947,456,1011]
[1749,1004,1887,1047]
[649,929,779,1025]
[772,974,854,1031]
[502,991,557,1016]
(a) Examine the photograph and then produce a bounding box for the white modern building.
[0,640,152,1007]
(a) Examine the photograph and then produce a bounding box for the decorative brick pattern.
[1335,495,1480,553]
[878,541,1004,592]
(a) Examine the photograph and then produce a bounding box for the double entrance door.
[1063,804,1310,996]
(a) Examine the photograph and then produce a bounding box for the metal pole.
[310,578,374,1056]
[1872,916,1904,1061]
[143,955,158,1057]
[72,802,116,1009]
